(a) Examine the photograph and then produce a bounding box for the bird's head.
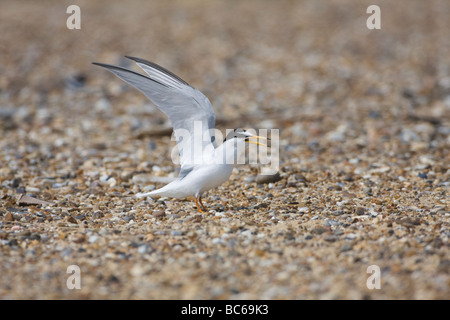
[224,128,268,147]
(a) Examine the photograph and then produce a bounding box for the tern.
[93,57,267,213]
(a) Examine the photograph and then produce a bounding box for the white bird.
[93,57,267,213]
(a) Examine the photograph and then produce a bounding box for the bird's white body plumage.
[138,164,234,199]
[93,57,263,210]
[136,137,247,199]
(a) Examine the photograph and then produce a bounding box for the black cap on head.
[223,128,248,142]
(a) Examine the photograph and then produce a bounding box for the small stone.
[143,185,156,192]
[437,260,450,273]
[132,174,174,186]
[415,164,430,170]
[30,233,41,241]
[153,210,166,218]
[67,216,77,224]
[340,244,353,252]
[61,247,73,257]
[17,187,26,194]
[25,186,40,193]
[72,233,86,244]
[88,235,98,243]
[324,234,338,242]
[325,219,340,226]
[418,172,428,179]
[123,214,134,222]
[99,174,110,183]
[345,233,357,240]
[312,227,328,235]
[12,178,21,188]
[243,176,256,183]
[355,207,366,215]
[107,177,117,187]
[212,238,224,245]
[17,194,52,206]
[93,211,104,218]
[120,169,134,181]
[145,234,155,241]
[95,98,112,112]
[298,207,309,213]
[4,212,14,222]
[138,244,151,254]
[256,172,281,184]
[7,238,19,247]
[396,218,420,228]
[294,174,308,182]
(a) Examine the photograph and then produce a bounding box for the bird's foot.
[194,197,207,213]
[199,197,207,212]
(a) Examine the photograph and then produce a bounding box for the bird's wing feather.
[93,60,217,170]
[125,56,216,134]
[125,56,190,89]
[177,164,195,180]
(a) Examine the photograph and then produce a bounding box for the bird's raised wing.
[93,58,217,168]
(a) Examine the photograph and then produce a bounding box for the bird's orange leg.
[194,197,205,213]
[198,196,207,212]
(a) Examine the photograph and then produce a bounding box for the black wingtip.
[124,56,190,86]
[91,62,131,73]
[92,62,111,68]
[124,55,138,61]
[91,60,170,88]
[125,56,150,64]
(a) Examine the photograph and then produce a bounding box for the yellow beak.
[245,135,270,147]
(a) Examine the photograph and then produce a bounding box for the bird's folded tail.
[136,187,167,198]
[136,192,156,198]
